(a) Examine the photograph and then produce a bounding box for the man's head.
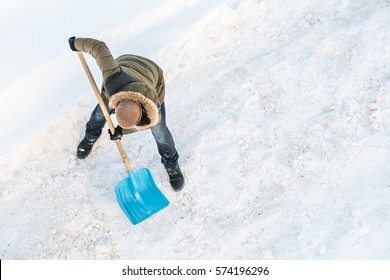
[109,91,160,131]
[115,100,142,129]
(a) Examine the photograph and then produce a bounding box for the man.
[69,37,184,191]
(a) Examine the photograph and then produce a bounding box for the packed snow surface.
[1,0,390,259]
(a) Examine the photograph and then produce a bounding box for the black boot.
[167,166,185,192]
[76,137,96,159]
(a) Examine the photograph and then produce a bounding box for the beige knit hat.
[115,100,142,129]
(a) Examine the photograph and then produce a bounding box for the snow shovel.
[77,52,169,225]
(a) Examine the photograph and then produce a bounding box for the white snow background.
[1,0,390,260]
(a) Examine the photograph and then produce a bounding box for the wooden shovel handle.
[77,52,131,172]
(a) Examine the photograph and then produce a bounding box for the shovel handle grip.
[77,52,131,172]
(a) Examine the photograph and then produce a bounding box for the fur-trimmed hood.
[109,91,160,131]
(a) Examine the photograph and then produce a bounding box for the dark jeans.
[85,101,179,170]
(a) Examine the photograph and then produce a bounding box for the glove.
[108,126,123,141]
[68,36,77,51]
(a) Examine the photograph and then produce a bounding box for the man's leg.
[77,101,110,159]
[151,102,184,191]
[85,102,109,141]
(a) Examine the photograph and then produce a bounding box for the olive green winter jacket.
[74,38,164,131]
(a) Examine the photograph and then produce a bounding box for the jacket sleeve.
[74,38,119,81]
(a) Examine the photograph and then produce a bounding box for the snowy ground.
[1,0,390,260]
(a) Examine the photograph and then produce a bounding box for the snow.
[1,0,390,260]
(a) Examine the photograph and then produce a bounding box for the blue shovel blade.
[115,168,169,225]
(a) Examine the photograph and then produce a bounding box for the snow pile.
[1,0,390,259]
